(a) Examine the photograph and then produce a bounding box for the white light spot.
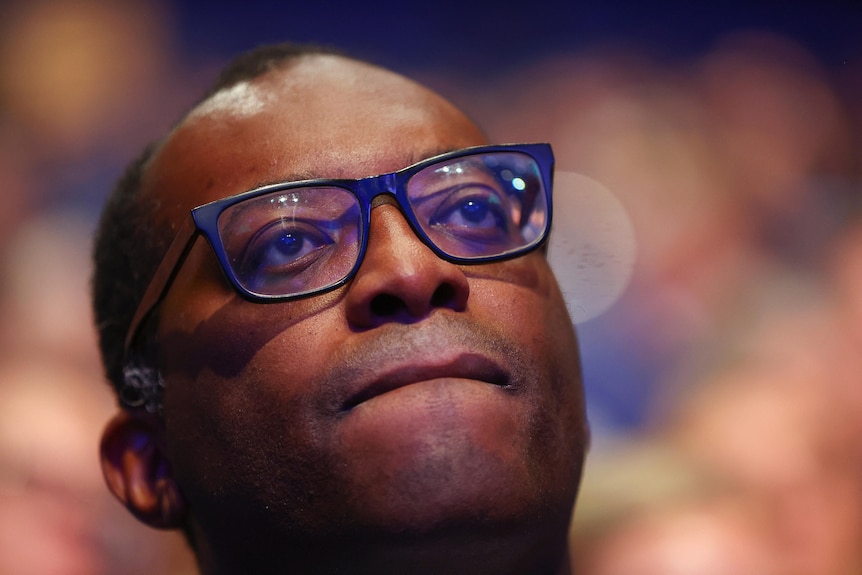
[547,171,636,324]
[188,81,267,120]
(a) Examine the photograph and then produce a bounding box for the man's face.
[139,55,587,547]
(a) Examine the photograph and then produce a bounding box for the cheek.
[466,254,581,374]
[156,240,345,382]
[159,291,348,436]
[159,315,355,534]
[469,254,578,373]
[470,254,587,468]
[156,286,353,515]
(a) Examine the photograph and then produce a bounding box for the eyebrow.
[218,186,359,235]
[404,146,462,167]
[249,172,319,190]
[246,146,466,191]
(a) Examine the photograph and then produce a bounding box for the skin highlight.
[101,54,587,575]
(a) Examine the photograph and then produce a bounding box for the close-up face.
[136,54,587,559]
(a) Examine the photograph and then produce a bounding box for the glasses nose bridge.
[357,172,404,209]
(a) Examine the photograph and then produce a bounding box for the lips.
[317,314,525,415]
[340,353,510,412]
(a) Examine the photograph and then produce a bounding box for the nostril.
[370,293,405,317]
[430,283,456,308]
[368,283,458,318]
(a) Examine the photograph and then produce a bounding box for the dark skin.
[100,55,588,575]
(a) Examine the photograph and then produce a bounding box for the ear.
[100,410,187,528]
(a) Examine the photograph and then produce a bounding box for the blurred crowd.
[0,1,860,574]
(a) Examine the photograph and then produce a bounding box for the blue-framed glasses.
[124,143,555,351]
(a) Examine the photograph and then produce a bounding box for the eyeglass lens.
[215,151,547,298]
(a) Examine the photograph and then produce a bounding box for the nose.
[344,203,470,328]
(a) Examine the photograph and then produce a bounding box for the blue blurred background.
[1,1,861,573]
[173,1,861,70]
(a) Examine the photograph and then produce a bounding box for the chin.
[334,421,577,537]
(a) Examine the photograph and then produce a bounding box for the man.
[93,43,588,574]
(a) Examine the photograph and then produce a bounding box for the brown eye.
[427,186,511,244]
[236,219,335,292]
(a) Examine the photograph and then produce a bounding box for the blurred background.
[0,1,860,573]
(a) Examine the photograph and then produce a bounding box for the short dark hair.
[91,42,346,400]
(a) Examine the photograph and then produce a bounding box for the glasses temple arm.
[123,215,200,354]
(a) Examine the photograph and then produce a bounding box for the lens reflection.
[406,152,548,259]
[218,186,361,297]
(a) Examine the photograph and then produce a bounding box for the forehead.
[140,55,487,227]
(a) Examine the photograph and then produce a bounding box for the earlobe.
[100,410,187,528]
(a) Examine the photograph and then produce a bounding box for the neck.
[193,521,573,575]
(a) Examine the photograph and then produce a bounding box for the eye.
[237,219,334,288]
[262,229,320,260]
[451,198,495,225]
[428,186,511,244]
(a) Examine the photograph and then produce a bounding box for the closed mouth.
[340,353,510,412]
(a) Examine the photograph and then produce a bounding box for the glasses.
[124,143,555,352]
